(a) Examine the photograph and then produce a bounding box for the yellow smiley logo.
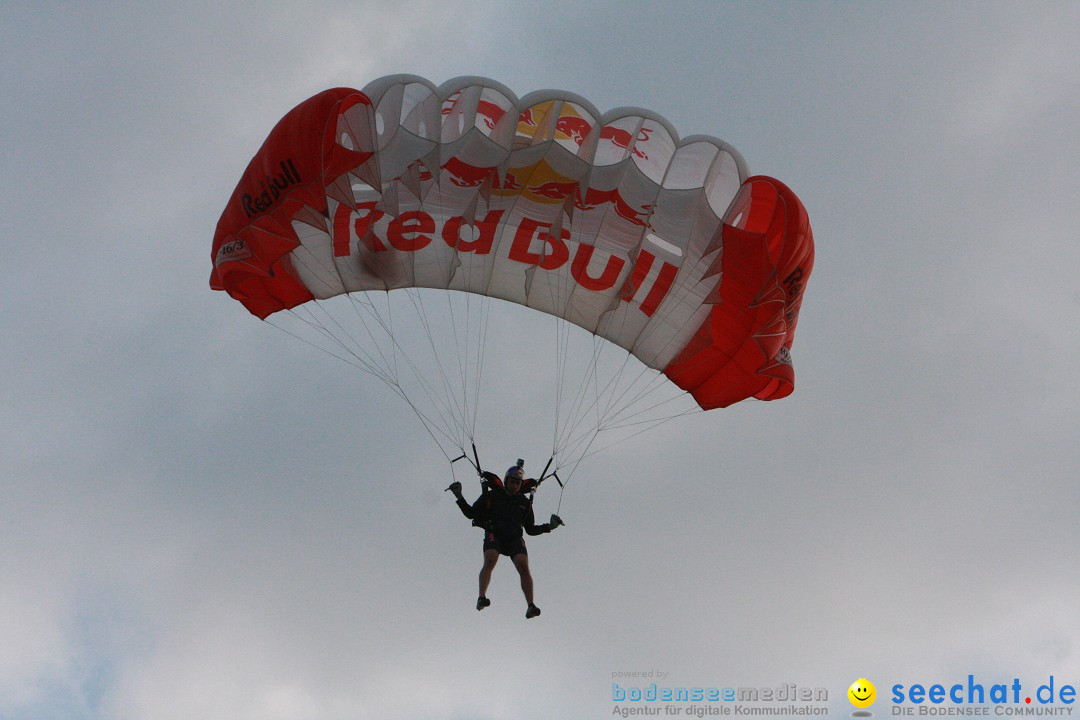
[848,678,876,708]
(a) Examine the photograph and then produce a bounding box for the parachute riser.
[449,445,484,478]
[449,443,484,473]
[535,457,563,488]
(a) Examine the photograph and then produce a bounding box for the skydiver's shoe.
[525,604,541,619]
[476,596,490,611]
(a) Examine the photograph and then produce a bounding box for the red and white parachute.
[210,75,814,480]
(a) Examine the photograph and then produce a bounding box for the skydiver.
[448,463,563,619]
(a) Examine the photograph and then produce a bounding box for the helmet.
[505,465,525,480]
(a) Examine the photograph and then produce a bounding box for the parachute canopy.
[210,75,813,413]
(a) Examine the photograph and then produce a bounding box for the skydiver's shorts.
[484,531,527,557]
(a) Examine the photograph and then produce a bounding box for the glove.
[447,481,462,496]
[549,513,564,529]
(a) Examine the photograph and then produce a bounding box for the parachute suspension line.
[550,316,575,452]
[547,338,701,488]
[449,289,492,450]
[542,306,582,492]
[542,238,615,482]
[269,247,449,432]
[549,311,559,455]
[548,327,642,488]
[344,293,401,383]
[596,361,700,439]
[402,288,471,449]
[266,310,385,383]
[549,340,596,476]
[397,398,460,465]
[382,291,400,382]
[550,309,571,460]
[346,292,411,386]
[469,293,493,444]
[564,406,701,478]
[367,296,463,462]
[567,386,703,474]
[287,301,396,386]
[446,290,470,449]
[395,290,482,460]
[543,308,599,482]
[553,340,636,472]
[443,289,472,451]
[551,308,595,478]
[557,334,612,450]
[591,357,675,430]
[344,290,473,460]
[598,386,696,434]
[266,302,461,463]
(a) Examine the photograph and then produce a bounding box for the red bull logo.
[555,115,592,145]
[518,108,538,127]
[600,126,653,160]
[442,156,493,187]
[529,179,579,200]
[575,187,652,227]
[476,99,506,130]
[440,96,507,131]
[400,160,433,183]
[440,92,461,116]
[443,158,525,191]
[498,171,523,191]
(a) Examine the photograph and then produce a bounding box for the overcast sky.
[4,2,1080,719]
